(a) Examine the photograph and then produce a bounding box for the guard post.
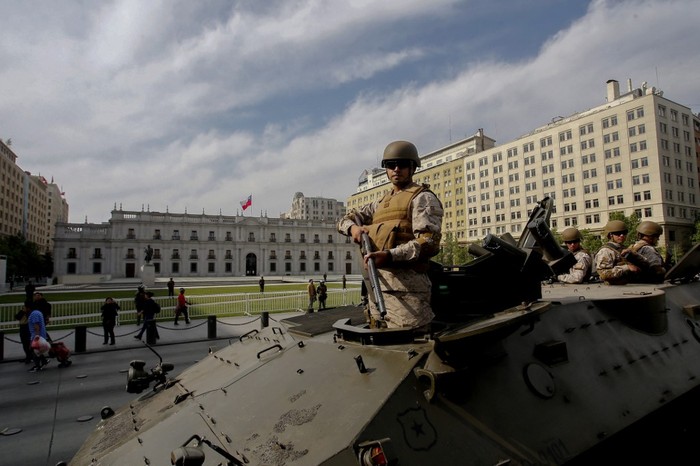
[75,325,87,352]
[207,315,216,339]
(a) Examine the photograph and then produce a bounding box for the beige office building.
[284,192,345,221]
[346,79,699,252]
[0,139,68,252]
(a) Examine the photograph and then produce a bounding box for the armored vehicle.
[72,198,700,465]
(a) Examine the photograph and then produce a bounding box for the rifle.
[355,215,387,322]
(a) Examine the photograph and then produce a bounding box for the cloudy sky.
[1,0,698,223]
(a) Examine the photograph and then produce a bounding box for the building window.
[172,229,180,240]
[67,263,76,274]
[208,231,215,241]
[190,263,198,273]
[226,263,233,273]
[127,228,135,239]
[93,262,102,274]
[154,229,161,240]
[172,262,179,273]
[208,263,215,273]
[190,230,198,240]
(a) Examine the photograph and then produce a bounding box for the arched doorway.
[245,253,257,276]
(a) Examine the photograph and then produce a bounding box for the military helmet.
[603,219,627,238]
[637,221,663,237]
[381,141,421,168]
[561,227,582,242]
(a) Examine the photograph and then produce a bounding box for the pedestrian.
[28,307,49,372]
[15,301,33,363]
[317,280,328,310]
[25,280,35,303]
[174,288,191,325]
[167,278,175,297]
[134,291,160,340]
[307,279,317,312]
[556,228,592,284]
[134,285,147,325]
[338,140,443,329]
[342,274,346,289]
[33,292,52,324]
[101,297,120,345]
[259,276,265,293]
[594,220,639,285]
[323,273,327,282]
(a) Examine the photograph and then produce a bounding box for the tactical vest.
[600,242,627,265]
[366,183,426,252]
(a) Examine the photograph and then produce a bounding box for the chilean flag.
[240,194,252,211]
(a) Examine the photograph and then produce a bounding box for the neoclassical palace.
[53,208,357,284]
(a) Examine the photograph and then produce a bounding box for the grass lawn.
[0,283,359,304]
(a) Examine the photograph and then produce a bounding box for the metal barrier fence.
[0,288,362,331]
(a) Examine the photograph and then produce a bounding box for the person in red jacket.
[174,288,191,325]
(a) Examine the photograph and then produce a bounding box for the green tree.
[436,232,471,266]
[692,215,700,243]
[0,233,51,281]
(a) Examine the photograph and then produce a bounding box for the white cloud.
[0,0,698,224]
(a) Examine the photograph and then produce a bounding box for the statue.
[144,245,154,264]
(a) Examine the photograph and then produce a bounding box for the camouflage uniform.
[338,182,443,328]
[594,242,635,285]
[626,239,666,283]
[557,249,592,284]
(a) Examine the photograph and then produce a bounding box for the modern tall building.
[53,205,357,284]
[346,79,699,253]
[0,139,68,252]
[284,192,345,221]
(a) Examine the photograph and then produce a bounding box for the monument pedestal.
[141,263,155,288]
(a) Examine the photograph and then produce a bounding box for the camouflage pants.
[366,268,434,329]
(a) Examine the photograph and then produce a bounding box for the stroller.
[49,341,73,368]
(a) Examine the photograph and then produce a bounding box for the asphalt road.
[0,309,294,466]
[0,339,232,465]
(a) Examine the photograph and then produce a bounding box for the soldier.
[594,220,639,285]
[307,279,317,312]
[317,280,328,310]
[622,221,666,283]
[556,228,592,284]
[338,140,443,329]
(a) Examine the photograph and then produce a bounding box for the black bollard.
[0,331,4,361]
[75,326,87,352]
[261,311,269,329]
[207,315,217,339]
[146,321,157,345]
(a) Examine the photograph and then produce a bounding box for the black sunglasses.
[564,240,580,245]
[383,160,412,170]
